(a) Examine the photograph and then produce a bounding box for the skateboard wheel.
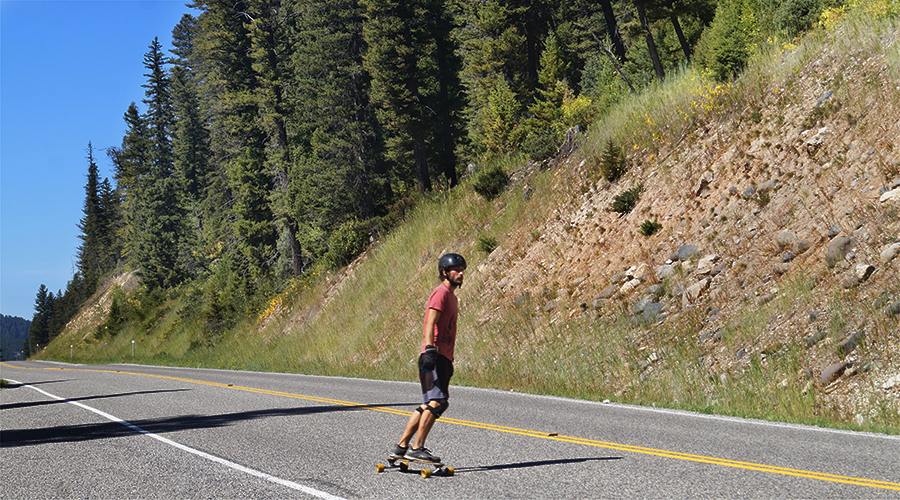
[399,461,408,472]
[376,463,385,473]
[421,469,432,478]
[445,467,455,476]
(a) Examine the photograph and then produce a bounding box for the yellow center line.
[5,362,898,491]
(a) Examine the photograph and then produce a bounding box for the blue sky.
[1,0,195,319]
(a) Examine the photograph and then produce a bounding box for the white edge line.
[7,379,346,500]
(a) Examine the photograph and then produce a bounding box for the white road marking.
[9,379,347,500]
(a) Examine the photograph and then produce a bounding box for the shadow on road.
[452,457,623,474]
[387,457,623,476]
[0,401,417,448]
[0,388,190,411]
[0,379,69,390]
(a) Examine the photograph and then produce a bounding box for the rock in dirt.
[820,361,849,384]
[879,243,900,264]
[825,235,855,268]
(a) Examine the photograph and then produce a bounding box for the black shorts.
[420,353,453,403]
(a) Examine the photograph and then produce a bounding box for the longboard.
[376,453,455,478]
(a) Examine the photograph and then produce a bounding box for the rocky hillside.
[469,26,899,424]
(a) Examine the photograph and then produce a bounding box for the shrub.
[520,126,562,161]
[599,139,627,182]
[324,218,368,270]
[472,163,509,201]
[774,0,823,37]
[695,0,758,81]
[640,219,663,236]
[481,78,522,155]
[477,234,499,254]
[610,184,644,215]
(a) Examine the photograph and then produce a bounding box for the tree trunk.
[599,0,627,64]
[667,1,691,62]
[434,22,458,188]
[589,29,636,93]
[635,0,665,83]
[412,123,431,197]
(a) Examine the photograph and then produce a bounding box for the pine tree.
[107,38,192,290]
[458,0,558,155]
[193,0,278,285]
[285,0,399,267]
[696,0,758,81]
[143,37,175,178]
[362,0,435,196]
[171,14,211,201]
[425,0,463,188]
[76,142,104,292]
[28,285,53,350]
[110,102,152,197]
[98,177,122,273]
[481,77,522,155]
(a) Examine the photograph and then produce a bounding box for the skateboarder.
[390,253,466,463]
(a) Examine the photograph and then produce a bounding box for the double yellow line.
[5,362,899,491]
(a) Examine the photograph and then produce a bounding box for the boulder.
[597,284,618,300]
[620,278,641,295]
[758,178,778,193]
[879,243,900,264]
[885,301,900,317]
[792,239,813,255]
[672,244,700,262]
[854,264,875,281]
[825,235,855,268]
[657,265,675,280]
[642,302,665,322]
[610,271,629,284]
[880,187,900,203]
[681,278,709,307]
[819,361,849,384]
[696,254,720,275]
[627,262,650,281]
[773,263,792,275]
[775,230,798,249]
[838,333,863,357]
[633,296,653,314]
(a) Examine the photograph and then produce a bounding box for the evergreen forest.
[26,0,857,353]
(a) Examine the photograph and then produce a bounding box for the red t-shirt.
[420,283,459,361]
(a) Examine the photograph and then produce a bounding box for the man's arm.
[423,308,442,349]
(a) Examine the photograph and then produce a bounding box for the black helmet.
[438,253,467,277]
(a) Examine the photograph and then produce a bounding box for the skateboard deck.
[376,453,455,478]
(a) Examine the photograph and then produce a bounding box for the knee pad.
[426,399,449,419]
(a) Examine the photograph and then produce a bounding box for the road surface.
[2,361,898,498]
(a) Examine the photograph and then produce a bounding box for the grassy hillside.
[39,7,899,433]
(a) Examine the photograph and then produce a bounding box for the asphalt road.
[2,361,898,499]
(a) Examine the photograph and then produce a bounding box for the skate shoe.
[405,447,441,463]
[389,444,408,458]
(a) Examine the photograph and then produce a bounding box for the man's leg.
[410,402,439,449]
[397,405,427,448]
